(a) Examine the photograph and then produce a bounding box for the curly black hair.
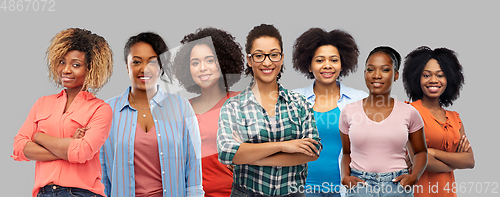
[245,24,285,80]
[292,28,359,79]
[172,27,244,94]
[124,32,171,83]
[403,46,464,107]
[366,46,402,71]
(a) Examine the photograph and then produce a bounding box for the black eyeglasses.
[248,52,283,63]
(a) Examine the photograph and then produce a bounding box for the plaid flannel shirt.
[217,82,322,196]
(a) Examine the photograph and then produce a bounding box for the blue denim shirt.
[292,81,368,111]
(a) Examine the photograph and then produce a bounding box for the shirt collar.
[118,84,166,112]
[305,81,353,100]
[56,89,95,100]
[240,81,289,107]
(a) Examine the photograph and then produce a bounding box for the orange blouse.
[12,90,112,197]
[411,100,461,197]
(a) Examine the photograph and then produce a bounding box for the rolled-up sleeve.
[217,101,242,165]
[12,98,42,161]
[67,103,112,163]
[300,101,322,153]
[184,100,204,196]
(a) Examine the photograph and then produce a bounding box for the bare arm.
[429,125,474,169]
[33,132,73,161]
[23,141,61,161]
[340,132,365,188]
[395,128,428,187]
[251,152,318,166]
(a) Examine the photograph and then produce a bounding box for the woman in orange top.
[172,27,245,197]
[12,28,113,197]
[402,46,475,197]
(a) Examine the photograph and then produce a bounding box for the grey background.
[1,0,498,196]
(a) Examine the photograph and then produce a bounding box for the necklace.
[129,94,150,118]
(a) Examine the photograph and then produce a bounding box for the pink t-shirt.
[339,99,423,173]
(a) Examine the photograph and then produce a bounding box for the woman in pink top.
[339,46,428,196]
[12,28,113,197]
[172,27,245,197]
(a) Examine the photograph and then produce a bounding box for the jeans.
[346,169,413,197]
[231,184,305,197]
[305,192,341,197]
[37,184,103,197]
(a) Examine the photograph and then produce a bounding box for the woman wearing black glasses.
[217,24,322,197]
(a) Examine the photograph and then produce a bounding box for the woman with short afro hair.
[12,27,113,197]
[172,27,245,197]
[292,28,367,197]
[403,46,474,197]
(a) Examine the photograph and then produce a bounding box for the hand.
[342,176,366,189]
[227,165,234,172]
[456,135,471,153]
[279,138,319,156]
[393,174,418,187]
[427,148,436,156]
[72,127,90,139]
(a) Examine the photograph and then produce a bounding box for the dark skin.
[407,59,474,172]
[126,42,159,133]
[23,50,91,162]
[232,36,319,166]
[341,52,428,189]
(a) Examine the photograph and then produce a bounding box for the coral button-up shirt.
[12,90,112,197]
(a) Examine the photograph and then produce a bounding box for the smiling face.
[126,42,160,93]
[247,36,283,85]
[57,50,87,91]
[420,58,447,99]
[364,52,399,95]
[310,45,342,86]
[189,44,222,91]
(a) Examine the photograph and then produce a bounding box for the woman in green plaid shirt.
[217,24,322,197]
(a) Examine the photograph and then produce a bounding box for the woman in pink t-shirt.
[172,27,245,197]
[339,46,428,196]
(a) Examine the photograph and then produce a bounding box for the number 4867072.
[1,0,56,12]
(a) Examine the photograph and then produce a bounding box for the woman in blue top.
[292,28,367,197]
[100,32,203,197]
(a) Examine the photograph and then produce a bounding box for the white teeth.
[262,69,273,74]
[199,75,210,80]
[140,77,151,80]
[428,87,440,91]
[322,73,333,76]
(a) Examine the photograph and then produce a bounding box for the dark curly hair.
[403,46,464,107]
[46,28,113,94]
[366,46,402,71]
[124,32,171,83]
[245,24,285,80]
[172,27,244,94]
[292,28,359,79]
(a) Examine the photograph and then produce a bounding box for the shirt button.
[52,185,57,190]
[154,120,157,122]
[160,152,163,155]
[158,134,161,137]
[162,171,165,174]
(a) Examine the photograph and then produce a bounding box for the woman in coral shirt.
[12,28,113,197]
[403,46,475,197]
[172,27,245,197]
